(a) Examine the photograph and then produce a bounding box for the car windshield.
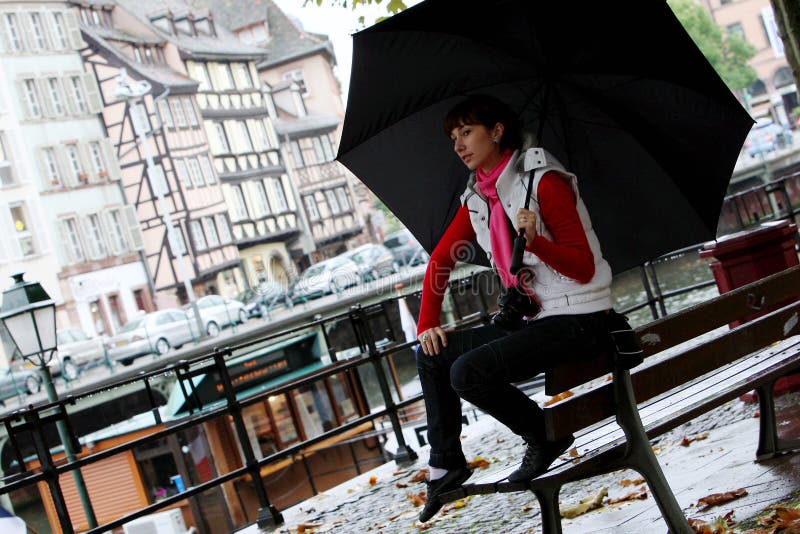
[303,264,326,278]
[118,317,145,333]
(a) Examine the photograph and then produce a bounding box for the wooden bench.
[439,265,800,534]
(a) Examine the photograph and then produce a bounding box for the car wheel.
[238,309,248,324]
[207,322,220,337]
[25,375,40,395]
[330,280,341,294]
[61,359,79,381]
[284,296,294,309]
[119,358,134,366]
[154,338,171,356]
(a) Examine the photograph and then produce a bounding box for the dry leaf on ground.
[568,447,579,458]
[296,522,323,533]
[697,488,747,511]
[408,469,428,483]
[681,432,710,447]
[757,504,800,530]
[407,491,426,507]
[468,456,490,469]
[545,390,574,406]
[618,478,645,487]
[560,487,608,518]
[368,476,378,486]
[607,488,647,504]
[443,499,468,512]
[396,482,408,488]
[687,511,735,533]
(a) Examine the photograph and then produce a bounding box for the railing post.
[350,308,417,465]
[639,264,660,321]
[645,262,668,317]
[213,348,283,528]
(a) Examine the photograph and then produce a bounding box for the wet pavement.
[239,390,800,534]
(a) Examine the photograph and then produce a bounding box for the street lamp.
[113,69,204,338]
[0,273,97,529]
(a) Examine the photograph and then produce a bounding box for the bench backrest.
[543,265,800,439]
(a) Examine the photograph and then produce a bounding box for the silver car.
[105,309,198,365]
[0,367,41,405]
[185,295,248,337]
[292,257,362,302]
[53,327,107,380]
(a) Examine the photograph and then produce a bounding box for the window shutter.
[36,78,54,118]
[122,205,144,250]
[18,10,35,51]
[64,9,82,50]
[81,72,102,114]
[54,145,75,187]
[0,204,22,260]
[77,142,98,184]
[80,215,100,260]
[15,79,30,119]
[101,138,121,180]
[0,14,13,53]
[102,210,122,256]
[36,146,54,189]
[28,201,50,254]
[56,219,75,264]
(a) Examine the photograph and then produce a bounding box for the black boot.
[418,466,473,522]
[507,434,575,483]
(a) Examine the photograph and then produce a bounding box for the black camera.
[491,284,540,331]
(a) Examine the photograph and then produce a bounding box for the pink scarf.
[475,149,519,289]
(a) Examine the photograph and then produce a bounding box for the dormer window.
[80,6,112,28]
[195,16,215,36]
[175,16,192,36]
[151,16,171,33]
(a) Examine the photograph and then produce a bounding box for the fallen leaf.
[497,438,505,443]
[545,390,574,406]
[605,375,613,381]
[393,468,408,476]
[607,488,647,504]
[618,478,645,487]
[347,488,355,494]
[468,456,490,469]
[757,504,800,529]
[368,476,378,486]
[568,447,579,458]
[560,487,608,518]
[681,433,710,447]
[408,469,428,483]
[687,511,735,533]
[407,491,426,507]
[418,524,432,531]
[396,482,408,488]
[296,522,322,533]
[696,488,747,511]
[443,499,468,511]
[754,411,760,418]
[521,505,534,512]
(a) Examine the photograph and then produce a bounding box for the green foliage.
[373,197,403,233]
[668,0,757,91]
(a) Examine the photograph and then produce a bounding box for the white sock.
[429,466,448,481]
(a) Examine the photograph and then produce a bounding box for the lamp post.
[0,273,97,529]
[113,69,205,338]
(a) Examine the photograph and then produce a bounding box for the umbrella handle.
[509,230,527,276]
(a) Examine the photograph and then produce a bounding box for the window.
[88,141,107,179]
[85,213,108,258]
[329,373,358,422]
[289,140,304,168]
[3,14,23,52]
[61,217,84,263]
[202,217,220,247]
[199,155,216,185]
[29,13,48,50]
[0,134,14,186]
[336,187,351,211]
[727,22,745,41]
[293,382,335,438]
[46,78,65,116]
[256,121,272,150]
[320,135,335,161]
[238,121,253,152]
[303,195,319,220]
[171,159,189,189]
[311,137,325,163]
[252,24,266,44]
[190,62,211,91]
[157,100,173,128]
[190,220,207,250]
[325,190,340,214]
[41,147,62,187]
[254,181,271,216]
[222,63,236,90]
[170,98,187,127]
[22,79,42,118]
[215,214,232,243]
[182,98,198,126]
[10,203,35,257]
[69,76,88,114]
[234,63,253,88]
[187,157,204,187]
[282,69,307,96]
[214,123,229,153]
[271,178,288,212]
[51,12,68,49]
[267,394,300,445]
[231,185,248,220]
[106,209,128,254]
[65,145,86,184]
[168,225,186,255]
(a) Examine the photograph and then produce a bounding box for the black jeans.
[415,311,612,470]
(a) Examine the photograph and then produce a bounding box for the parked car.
[184,295,248,337]
[105,309,196,365]
[744,118,793,157]
[343,243,399,282]
[291,257,361,302]
[383,229,429,267]
[0,367,41,405]
[235,282,294,318]
[52,327,106,380]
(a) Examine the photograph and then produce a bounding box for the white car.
[292,257,362,302]
[185,295,248,337]
[53,327,107,380]
[106,309,197,365]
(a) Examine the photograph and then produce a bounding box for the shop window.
[242,402,278,459]
[293,381,336,439]
[134,439,181,502]
[329,373,359,422]
[268,393,300,446]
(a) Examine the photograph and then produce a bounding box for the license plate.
[115,340,129,347]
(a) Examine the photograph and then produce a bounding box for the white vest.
[459,148,612,318]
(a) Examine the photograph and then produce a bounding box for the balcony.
[293,161,347,188]
[214,149,283,180]
[196,89,269,118]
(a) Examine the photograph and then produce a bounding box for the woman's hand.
[418,326,448,355]
[516,208,538,247]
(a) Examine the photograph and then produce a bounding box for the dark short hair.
[443,94,522,151]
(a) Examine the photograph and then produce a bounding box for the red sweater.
[417,172,595,334]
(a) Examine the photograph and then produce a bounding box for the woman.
[415,94,615,522]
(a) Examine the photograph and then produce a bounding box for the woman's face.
[450,122,502,172]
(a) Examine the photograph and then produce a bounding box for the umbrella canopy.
[337,0,753,274]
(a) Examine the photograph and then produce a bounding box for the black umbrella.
[336,0,753,274]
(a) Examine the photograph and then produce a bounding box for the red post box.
[700,219,800,400]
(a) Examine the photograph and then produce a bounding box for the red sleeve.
[417,205,476,334]
[527,172,595,283]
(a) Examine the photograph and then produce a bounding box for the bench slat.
[545,300,800,440]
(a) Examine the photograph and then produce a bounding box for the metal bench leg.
[532,484,563,534]
[613,369,692,534]
[756,381,780,460]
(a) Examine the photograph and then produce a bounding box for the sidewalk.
[241,392,800,534]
